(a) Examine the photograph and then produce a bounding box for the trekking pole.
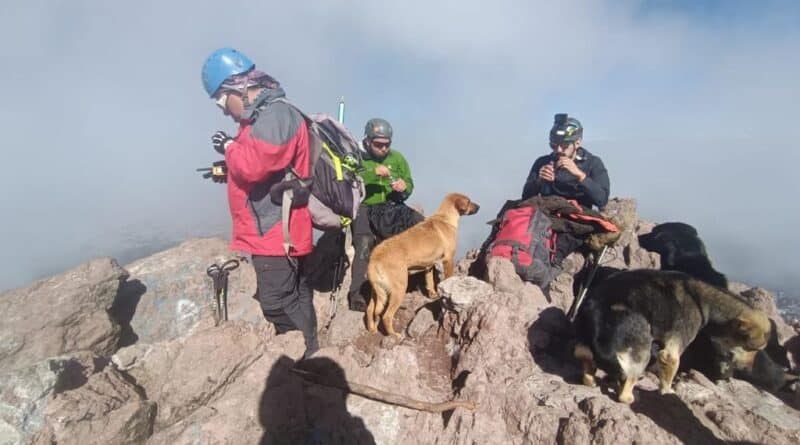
[324,229,350,331]
[324,255,343,331]
[568,245,608,322]
[206,259,240,325]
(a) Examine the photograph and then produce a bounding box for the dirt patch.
[350,291,453,394]
[411,326,453,393]
[352,332,382,360]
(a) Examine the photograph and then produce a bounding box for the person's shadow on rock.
[259,355,375,445]
[527,307,582,382]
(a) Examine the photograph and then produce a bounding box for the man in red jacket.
[202,48,318,358]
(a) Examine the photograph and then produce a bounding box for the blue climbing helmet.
[201,48,255,97]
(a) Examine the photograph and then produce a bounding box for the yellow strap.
[321,142,344,181]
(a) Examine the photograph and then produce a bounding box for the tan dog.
[366,193,479,337]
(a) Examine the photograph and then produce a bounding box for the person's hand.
[211,131,233,155]
[391,178,407,192]
[538,163,555,182]
[375,165,391,177]
[556,156,586,181]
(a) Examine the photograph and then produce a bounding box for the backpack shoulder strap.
[261,97,315,257]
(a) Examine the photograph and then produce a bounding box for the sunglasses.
[370,140,391,149]
[550,142,574,150]
[215,93,229,110]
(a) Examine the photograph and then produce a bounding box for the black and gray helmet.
[549,113,583,145]
[365,118,393,140]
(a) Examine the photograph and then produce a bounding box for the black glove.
[211,160,227,183]
[211,131,233,155]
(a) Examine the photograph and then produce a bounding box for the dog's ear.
[456,196,471,214]
[733,312,770,350]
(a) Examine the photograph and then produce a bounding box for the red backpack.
[488,206,560,287]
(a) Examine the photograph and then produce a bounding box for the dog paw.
[582,375,597,387]
[618,392,635,404]
[658,386,675,395]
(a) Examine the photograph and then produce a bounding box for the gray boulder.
[116,238,263,345]
[114,320,275,429]
[0,352,99,445]
[0,258,125,372]
[31,365,155,445]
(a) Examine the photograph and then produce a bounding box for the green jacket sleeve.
[394,151,414,199]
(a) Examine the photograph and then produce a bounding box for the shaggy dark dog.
[574,269,771,404]
[638,222,796,392]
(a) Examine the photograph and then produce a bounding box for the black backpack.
[305,230,349,292]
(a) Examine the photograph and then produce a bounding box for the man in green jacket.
[348,118,423,311]
[359,120,414,205]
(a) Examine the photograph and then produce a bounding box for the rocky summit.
[1,198,798,445]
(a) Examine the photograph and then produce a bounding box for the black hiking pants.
[252,255,319,357]
[348,205,377,312]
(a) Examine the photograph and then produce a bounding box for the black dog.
[639,222,796,392]
[638,222,727,288]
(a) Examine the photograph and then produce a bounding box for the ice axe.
[568,245,608,322]
[206,259,239,325]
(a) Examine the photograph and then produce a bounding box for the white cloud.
[0,1,798,295]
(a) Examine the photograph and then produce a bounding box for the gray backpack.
[267,100,365,253]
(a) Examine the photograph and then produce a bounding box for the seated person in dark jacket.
[522,113,610,210]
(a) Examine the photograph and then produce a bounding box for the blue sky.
[0,0,798,295]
